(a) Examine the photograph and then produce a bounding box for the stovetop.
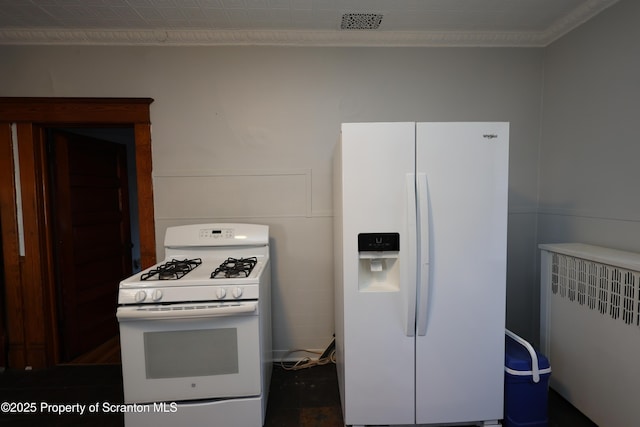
[137,256,259,282]
[118,256,267,305]
[118,223,270,305]
[122,256,265,287]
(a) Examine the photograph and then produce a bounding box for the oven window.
[143,328,239,379]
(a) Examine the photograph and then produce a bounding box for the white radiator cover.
[540,243,640,427]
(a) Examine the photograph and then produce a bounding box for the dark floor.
[0,363,596,426]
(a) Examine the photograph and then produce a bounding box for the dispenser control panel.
[358,233,400,252]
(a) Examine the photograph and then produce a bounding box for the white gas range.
[116,223,272,427]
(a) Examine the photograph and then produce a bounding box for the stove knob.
[134,290,147,303]
[232,287,243,299]
[216,288,227,299]
[151,289,163,301]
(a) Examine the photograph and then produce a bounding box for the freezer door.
[336,122,417,425]
[415,122,509,424]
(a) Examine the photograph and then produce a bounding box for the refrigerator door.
[414,122,509,424]
[336,122,417,425]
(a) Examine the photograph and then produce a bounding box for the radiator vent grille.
[542,244,640,426]
[551,253,640,326]
[340,13,383,30]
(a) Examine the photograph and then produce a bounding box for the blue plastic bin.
[504,330,551,427]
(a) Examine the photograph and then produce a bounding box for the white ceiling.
[0,0,620,46]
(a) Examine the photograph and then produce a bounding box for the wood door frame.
[0,97,156,368]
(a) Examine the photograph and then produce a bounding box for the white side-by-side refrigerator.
[333,122,509,426]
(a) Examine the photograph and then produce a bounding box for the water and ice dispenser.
[358,233,400,292]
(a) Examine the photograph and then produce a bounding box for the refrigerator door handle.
[416,173,430,336]
[405,173,418,337]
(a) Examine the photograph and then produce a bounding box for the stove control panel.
[135,290,147,303]
[118,284,259,305]
[215,287,244,299]
[164,223,268,248]
[199,228,235,239]
[133,290,163,302]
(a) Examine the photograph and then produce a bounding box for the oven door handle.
[116,302,257,321]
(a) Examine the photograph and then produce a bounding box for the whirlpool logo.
[483,134,498,140]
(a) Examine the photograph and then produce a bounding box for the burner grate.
[141,258,202,281]
[211,257,257,279]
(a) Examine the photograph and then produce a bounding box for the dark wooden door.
[0,224,6,368]
[50,130,133,362]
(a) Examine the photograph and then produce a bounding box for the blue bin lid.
[505,335,550,371]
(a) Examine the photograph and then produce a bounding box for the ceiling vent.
[340,13,383,30]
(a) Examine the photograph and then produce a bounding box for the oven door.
[117,301,261,403]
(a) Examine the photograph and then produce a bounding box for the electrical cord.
[279,348,336,371]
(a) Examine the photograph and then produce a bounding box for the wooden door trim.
[133,122,155,267]
[16,123,49,367]
[0,97,155,368]
[0,97,152,123]
[0,123,24,367]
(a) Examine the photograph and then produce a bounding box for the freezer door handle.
[416,173,430,336]
[405,173,418,337]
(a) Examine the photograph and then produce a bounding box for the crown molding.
[538,0,621,45]
[0,28,550,47]
[0,0,619,48]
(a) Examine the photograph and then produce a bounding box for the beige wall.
[1,45,544,352]
[539,0,640,248]
[537,0,640,342]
